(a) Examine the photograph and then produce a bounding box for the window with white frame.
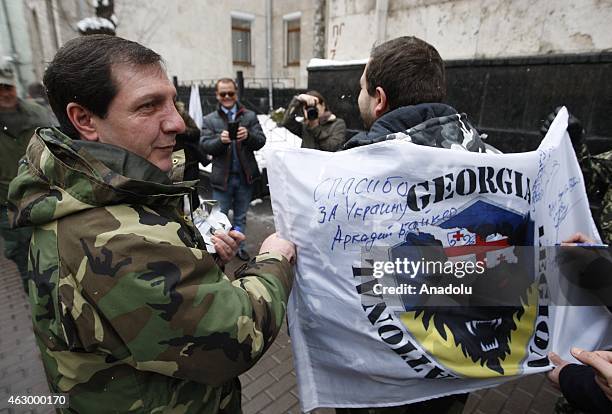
[285,16,300,66]
[232,17,252,65]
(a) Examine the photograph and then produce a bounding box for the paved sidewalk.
[0,200,563,413]
[0,243,54,414]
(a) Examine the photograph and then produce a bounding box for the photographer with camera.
[282,90,347,152]
[200,77,266,261]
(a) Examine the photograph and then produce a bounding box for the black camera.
[306,105,318,121]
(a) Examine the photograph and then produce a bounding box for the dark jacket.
[200,104,265,191]
[175,111,204,175]
[0,99,50,204]
[174,110,203,208]
[343,102,486,152]
[560,364,612,413]
[282,97,346,151]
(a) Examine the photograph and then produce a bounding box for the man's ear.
[374,86,389,118]
[66,103,99,141]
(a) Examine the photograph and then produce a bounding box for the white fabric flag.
[188,84,203,129]
[266,108,612,411]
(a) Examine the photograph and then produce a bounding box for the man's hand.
[562,232,596,245]
[297,93,320,125]
[547,352,571,389]
[220,130,231,144]
[259,233,296,264]
[236,126,248,142]
[297,93,318,107]
[572,348,612,401]
[540,106,584,145]
[211,230,245,264]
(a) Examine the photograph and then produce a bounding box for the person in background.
[549,347,612,414]
[547,232,612,414]
[174,100,205,209]
[27,81,58,125]
[336,35,483,414]
[541,108,611,244]
[200,78,266,261]
[282,90,347,152]
[0,59,49,291]
[8,35,295,413]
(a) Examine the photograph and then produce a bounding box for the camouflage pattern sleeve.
[56,204,294,387]
[575,144,612,243]
[593,151,612,243]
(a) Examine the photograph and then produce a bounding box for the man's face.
[0,84,18,111]
[358,62,377,130]
[216,81,238,109]
[91,63,185,172]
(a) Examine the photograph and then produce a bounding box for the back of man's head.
[43,34,162,139]
[366,36,446,110]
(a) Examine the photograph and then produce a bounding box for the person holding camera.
[282,90,347,152]
[200,78,266,261]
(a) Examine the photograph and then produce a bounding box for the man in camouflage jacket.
[8,35,295,413]
[0,59,50,286]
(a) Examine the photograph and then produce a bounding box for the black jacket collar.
[344,103,457,149]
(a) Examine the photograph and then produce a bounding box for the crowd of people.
[0,32,610,414]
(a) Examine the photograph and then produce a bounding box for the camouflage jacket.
[0,98,50,204]
[576,144,612,243]
[7,128,294,413]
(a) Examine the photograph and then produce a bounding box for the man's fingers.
[546,364,562,389]
[228,230,246,243]
[561,232,594,244]
[213,240,232,262]
[547,371,561,390]
[572,348,612,378]
[548,352,567,367]
[594,351,612,363]
[214,231,239,251]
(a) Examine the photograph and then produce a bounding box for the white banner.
[188,84,203,130]
[266,108,612,411]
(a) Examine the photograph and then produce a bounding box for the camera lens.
[306,106,318,120]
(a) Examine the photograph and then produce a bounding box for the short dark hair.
[215,78,237,90]
[365,36,446,110]
[43,34,162,139]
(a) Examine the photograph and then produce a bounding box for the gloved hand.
[540,106,585,146]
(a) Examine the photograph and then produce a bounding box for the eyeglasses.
[218,91,236,98]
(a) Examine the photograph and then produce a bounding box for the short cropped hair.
[215,78,237,91]
[366,36,446,110]
[43,34,163,139]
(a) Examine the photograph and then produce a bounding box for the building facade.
[114,0,320,90]
[326,0,612,61]
[3,0,611,96]
[1,0,89,96]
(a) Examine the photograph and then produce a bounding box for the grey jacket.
[199,104,266,191]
